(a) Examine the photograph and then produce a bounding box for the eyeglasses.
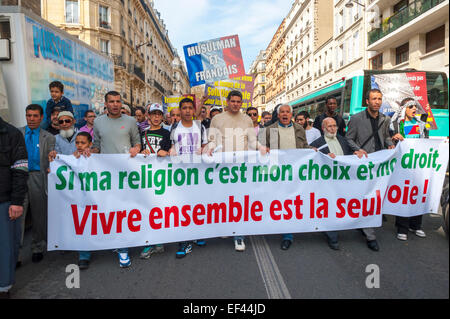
[248,113,258,116]
[58,119,72,124]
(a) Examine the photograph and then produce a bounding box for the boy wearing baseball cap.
[139,103,171,258]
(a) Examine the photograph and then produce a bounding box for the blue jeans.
[0,202,21,290]
[234,236,245,241]
[282,234,293,242]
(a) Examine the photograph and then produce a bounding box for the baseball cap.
[210,106,223,112]
[148,103,164,114]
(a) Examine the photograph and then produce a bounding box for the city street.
[11,213,448,299]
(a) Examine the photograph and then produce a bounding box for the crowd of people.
[0,80,430,298]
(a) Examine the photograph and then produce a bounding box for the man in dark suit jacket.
[345,89,394,252]
[20,104,55,263]
[310,117,366,250]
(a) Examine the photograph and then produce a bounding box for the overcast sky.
[154,0,291,73]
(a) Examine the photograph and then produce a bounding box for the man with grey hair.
[311,117,366,158]
[310,117,366,250]
[265,104,310,250]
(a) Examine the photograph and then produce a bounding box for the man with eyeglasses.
[49,111,80,158]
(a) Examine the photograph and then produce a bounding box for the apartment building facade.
[265,19,286,112]
[41,0,189,107]
[366,0,448,75]
[249,50,267,113]
[332,0,368,81]
[284,0,334,103]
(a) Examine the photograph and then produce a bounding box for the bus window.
[427,73,448,110]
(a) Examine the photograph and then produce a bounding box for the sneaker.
[194,239,206,246]
[397,233,408,241]
[410,229,426,238]
[176,242,192,259]
[140,245,164,259]
[234,239,246,252]
[118,252,131,268]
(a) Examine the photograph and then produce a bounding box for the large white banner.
[47,139,448,251]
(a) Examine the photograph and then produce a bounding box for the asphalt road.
[10,214,449,299]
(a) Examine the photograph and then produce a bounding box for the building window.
[353,31,359,59]
[100,39,110,55]
[99,5,111,29]
[426,25,445,53]
[395,42,409,65]
[65,0,79,24]
[370,53,383,70]
[0,20,11,39]
[393,0,409,14]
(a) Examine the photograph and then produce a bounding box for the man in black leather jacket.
[0,116,29,298]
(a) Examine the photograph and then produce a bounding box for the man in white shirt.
[170,98,208,258]
[295,111,321,144]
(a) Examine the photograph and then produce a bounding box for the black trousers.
[395,215,423,234]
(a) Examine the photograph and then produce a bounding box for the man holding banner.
[346,88,394,251]
[264,104,309,250]
[170,97,208,258]
[90,91,141,268]
[206,90,268,251]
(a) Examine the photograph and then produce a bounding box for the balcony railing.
[368,0,446,45]
[153,80,165,94]
[134,65,145,82]
[109,54,126,68]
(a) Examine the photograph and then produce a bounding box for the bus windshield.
[362,70,448,110]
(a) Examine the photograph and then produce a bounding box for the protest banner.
[47,139,448,251]
[204,75,254,109]
[183,35,246,87]
[371,71,437,130]
[162,94,196,113]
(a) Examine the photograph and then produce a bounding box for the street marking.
[250,236,291,299]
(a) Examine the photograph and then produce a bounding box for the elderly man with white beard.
[48,111,79,160]
[310,117,367,250]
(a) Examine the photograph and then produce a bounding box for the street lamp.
[136,41,151,50]
[345,0,365,8]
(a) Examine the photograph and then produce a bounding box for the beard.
[324,130,337,139]
[59,127,75,139]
